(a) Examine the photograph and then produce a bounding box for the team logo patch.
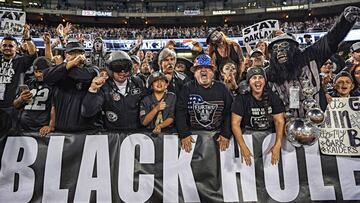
[193,101,218,127]
[106,111,118,122]
[112,92,121,101]
[76,83,82,90]
[131,88,141,95]
[250,116,270,130]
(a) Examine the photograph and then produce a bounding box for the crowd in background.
[23,16,340,40]
[1,6,360,162]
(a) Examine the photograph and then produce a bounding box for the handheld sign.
[0,7,26,36]
[241,19,279,45]
[319,97,360,156]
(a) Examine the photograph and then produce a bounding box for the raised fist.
[344,6,360,22]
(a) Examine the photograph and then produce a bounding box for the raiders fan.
[13,57,54,134]
[231,67,285,166]
[176,54,233,152]
[140,71,176,135]
[89,37,108,70]
[158,48,190,96]
[82,51,146,130]
[0,25,37,112]
[43,41,101,132]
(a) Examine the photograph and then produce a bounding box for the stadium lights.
[0,0,5,2]
[13,1,22,4]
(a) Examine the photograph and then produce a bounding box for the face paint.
[210,31,223,45]
[271,41,291,64]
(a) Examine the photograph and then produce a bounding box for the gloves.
[238,80,250,95]
[344,6,360,22]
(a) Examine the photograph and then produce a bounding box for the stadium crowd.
[1,6,360,165]
[26,16,338,40]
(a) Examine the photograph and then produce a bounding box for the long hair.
[208,32,232,57]
[267,43,302,84]
[255,40,269,60]
[350,64,360,92]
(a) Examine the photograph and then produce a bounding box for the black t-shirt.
[176,80,233,139]
[139,92,176,129]
[0,54,36,108]
[231,91,285,131]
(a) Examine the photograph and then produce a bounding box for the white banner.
[212,10,236,15]
[183,10,201,16]
[241,19,279,45]
[0,8,26,36]
[320,97,360,156]
[81,10,112,17]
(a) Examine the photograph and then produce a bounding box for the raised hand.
[23,24,31,39]
[344,6,360,22]
[63,22,72,36]
[42,32,51,44]
[56,24,64,37]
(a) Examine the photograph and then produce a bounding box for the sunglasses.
[272,41,289,51]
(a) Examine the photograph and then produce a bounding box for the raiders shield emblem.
[193,101,218,127]
[130,88,141,95]
[106,111,118,122]
[76,82,82,90]
[112,92,121,101]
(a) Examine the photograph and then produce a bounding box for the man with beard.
[158,48,189,96]
[13,57,54,135]
[138,60,152,85]
[0,26,37,112]
[266,6,360,117]
[82,51,146,130]
[176,54,233,152]
[43,41,100,132]
[131,55,141,74]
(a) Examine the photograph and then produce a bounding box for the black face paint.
[271,40,291,64]
[268,40,301,84]
[94,41,103,52]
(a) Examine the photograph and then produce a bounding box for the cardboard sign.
[319,97,360,156]
[241,19,279,45]
[0,8,26,35]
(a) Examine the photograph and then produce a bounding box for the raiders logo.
[250,116,270,130]
[106,111,118,122]
[76,82,82,90]
[130,88,141,95]
[193,101,218,127]
[112,92,121,101]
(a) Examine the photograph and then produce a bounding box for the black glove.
[238,80,250,95]
[344,6,360,22]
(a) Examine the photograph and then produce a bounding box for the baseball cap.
[190,54,216,73]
